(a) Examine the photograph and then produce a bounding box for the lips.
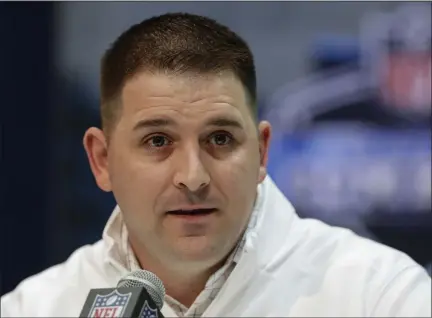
[167,208,217,216]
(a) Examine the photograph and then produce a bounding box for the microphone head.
[117,270,166,310]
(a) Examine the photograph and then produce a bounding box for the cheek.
[109,153,172,239]
[230,145,260,177]
[108,149,167,212]
[211,147,260,202]
[110,146,161,183]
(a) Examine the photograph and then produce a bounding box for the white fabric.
[1,177,431,317]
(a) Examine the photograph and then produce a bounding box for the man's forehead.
[120,71,253,121]
[124,71,244,101]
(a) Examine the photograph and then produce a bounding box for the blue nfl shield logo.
[139,300,159,318]
[89,290,132,317]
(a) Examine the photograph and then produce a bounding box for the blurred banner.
[262,4,431,267]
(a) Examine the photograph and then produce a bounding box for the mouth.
[166,208,218,216]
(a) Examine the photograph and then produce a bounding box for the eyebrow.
[205,117,244,129]
[133,116,244,131]
[133,118,177,131]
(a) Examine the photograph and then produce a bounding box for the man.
[1,12,431,317]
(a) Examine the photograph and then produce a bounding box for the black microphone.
[80,270,166,318]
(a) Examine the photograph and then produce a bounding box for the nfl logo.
[89,290,132,317]
[360,3,431,116]
[380,52,431,114]
[139,300,159,318]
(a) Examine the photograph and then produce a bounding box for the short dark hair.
[100,12,257,135]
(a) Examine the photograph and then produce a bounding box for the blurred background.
[1,2,431,295]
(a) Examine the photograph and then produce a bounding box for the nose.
[173,146,210,193]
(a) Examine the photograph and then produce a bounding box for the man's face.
[84,72,271,268]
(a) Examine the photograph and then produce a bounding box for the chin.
[173,237,224,263]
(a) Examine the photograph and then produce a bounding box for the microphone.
[80,270,166,318]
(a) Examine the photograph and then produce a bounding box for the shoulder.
[249,178,430,316]
[1,240,115,317]
[296,217,421,271]
[292,218,431,316]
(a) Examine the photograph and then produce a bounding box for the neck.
[129,239,227,308]
[157,262,223,307]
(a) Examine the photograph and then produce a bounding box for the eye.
[144,135,172,148]
[209,133,233,146]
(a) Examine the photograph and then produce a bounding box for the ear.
[257,121,272,183]
[83,127,112,192]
